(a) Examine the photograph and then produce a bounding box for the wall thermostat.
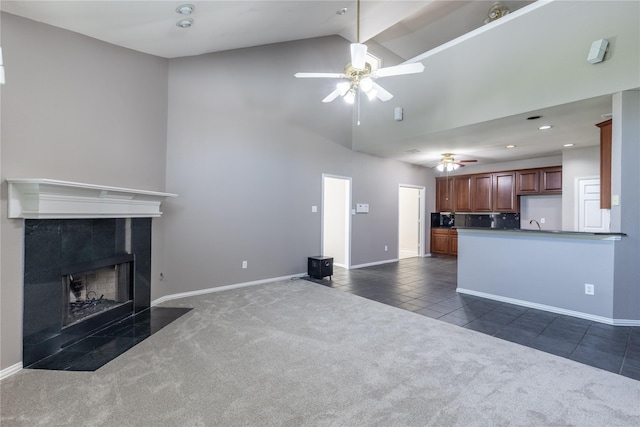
[356,203,369,213]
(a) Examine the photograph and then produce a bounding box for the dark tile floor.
[306,256,640,381]
[27,307,192,371]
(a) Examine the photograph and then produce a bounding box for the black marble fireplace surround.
[23,218,153,368]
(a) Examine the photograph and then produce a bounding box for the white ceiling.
[1,1,632,168]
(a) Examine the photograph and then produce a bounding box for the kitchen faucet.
[529,219,541,230]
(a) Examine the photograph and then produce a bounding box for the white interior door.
[398,186,424,259]
[578,177,610,232]
[322,175,351,268]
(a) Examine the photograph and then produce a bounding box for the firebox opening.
[61,255,134,328]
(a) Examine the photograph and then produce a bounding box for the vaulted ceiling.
[2,1,638,169]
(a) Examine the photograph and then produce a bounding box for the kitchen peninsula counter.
[455,227,629,324]
[454,227,626,239]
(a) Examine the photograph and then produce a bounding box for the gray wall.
[0,13,169,370]
[612,90,640,321]
[161,36,432,296]
[520,195,562,231]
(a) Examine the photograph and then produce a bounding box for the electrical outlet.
[384,245,388,251]
[585,283,595,295]
[242,261,248,269]
[540,218,546,224]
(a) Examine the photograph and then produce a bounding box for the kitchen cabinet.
[431,228,451,254]
[453,176,472,212]
[436,166,560,213]
[449,229,458,255]
[597,119,612,209]
[516,170,540,194]
[493,172,518,212]
[436,177,453,212]
[540,167,562,194]
[516,167,562,195]
[471,174,493,212]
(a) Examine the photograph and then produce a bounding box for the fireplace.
[7,179,177,369]
[23,218,152,367]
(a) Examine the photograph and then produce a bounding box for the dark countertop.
[454,227,626,237]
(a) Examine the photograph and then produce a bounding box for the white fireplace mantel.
[7,179,177,219]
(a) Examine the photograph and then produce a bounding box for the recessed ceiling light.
[336,7,348,15]
[563,143,575,147]
[505,144,516,149]
[176,18,194,28]
[538,125,553,130]
[176,4,195,15]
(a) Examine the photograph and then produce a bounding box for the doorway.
[398,185,425,259]
[577,177,610,232]
[322,175,351,268]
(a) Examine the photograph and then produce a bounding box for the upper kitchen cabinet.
[471,174,493,212]
[436,177,454,212]
[493,172,518,212]
[516,167,562,195]
[540,167,562,194]
[597,119,612,209]
[516,170,540,194]
[453,176,472,212]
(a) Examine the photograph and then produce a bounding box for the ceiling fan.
[436,153,478,172]
[294,0,425,103]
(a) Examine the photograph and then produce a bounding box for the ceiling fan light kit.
[436,153,478,172]
[295,0,425,104]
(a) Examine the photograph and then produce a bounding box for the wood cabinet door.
[431,230,450,254]
[436,178,453,212]
[597,119,612,208]
[516,170,540,194]
[453,176,472,212]
[541,167,562,194]
[471,174,493,212]
[449,230,458,255]
[493,172,518,212]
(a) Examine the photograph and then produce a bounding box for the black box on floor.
[308,256,333,279]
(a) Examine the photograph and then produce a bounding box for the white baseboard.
[0,362,23,381]
[151,273,307,306]
[350,258,399,270]
[457,288,640,326]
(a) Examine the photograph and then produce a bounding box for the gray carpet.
[2,280,639,426]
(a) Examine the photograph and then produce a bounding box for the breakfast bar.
[455,228,627,324]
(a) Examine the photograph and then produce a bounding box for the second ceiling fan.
[436,153,478,172]
[294,0,425,103]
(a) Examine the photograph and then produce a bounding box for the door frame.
[322,174,352,269]
[398,184,426,258]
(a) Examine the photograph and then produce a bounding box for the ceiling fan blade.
[322,88,341,103]
[375,62,425,78]
[372,82,393,102]
[294,72,344,78]
[350,43,368,70]
[458,159,478,163]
